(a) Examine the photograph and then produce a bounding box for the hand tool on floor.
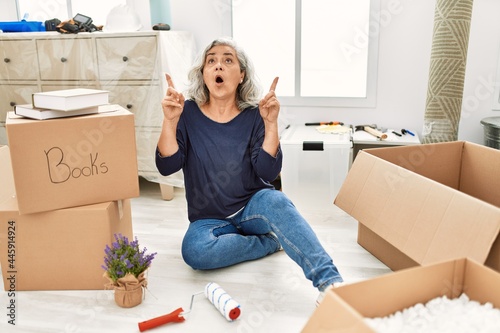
[138,282,241,332]
[355,124,388,140]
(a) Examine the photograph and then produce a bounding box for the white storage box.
[280,125,352,210]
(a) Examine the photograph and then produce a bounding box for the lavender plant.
[102,234,157,283]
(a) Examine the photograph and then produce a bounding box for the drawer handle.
[4,58,10,63]
[126,104,133,109]
[122,56,128,62]
[61,57,67,62]
[303,141,324,151]
[10,101,16,107]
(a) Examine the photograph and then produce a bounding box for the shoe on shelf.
[316,281,346,307]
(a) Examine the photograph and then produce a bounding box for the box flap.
[335,151,500,266]
[464,259,500,308]
[460,142,500,208]
[301,290,374,333]
[362,141,464,189]
[332,258,468,318]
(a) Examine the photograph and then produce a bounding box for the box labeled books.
[0,146,134,290]
[5,107,139,214]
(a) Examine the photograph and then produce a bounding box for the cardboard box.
[334,141,500,272]
[6,107,139,214]
[302,258,500,332]
[280,125,352,209]
[0,146,133,290]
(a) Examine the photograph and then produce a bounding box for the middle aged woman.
[156,37,344,304]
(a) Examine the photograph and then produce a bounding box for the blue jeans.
[181,189,343,291]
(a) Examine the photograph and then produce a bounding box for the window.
[232,0,380,107]
[17,0,125,26]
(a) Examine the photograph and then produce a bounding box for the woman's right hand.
[161,73,185,122]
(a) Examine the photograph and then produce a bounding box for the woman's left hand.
[259,77,280,123]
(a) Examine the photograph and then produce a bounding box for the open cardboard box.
[302,258,500,332]
[334,141,500,272]
[0,146,133,290]
[5,107,139,214]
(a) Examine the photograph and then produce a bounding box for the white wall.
[4,0,500,144]
[162,0,500,144]
[460,0,500,144]
[1,0,18,21]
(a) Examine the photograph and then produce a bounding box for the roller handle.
[364,126,387,140]
[138,307,185,332]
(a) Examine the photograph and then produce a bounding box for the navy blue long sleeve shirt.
[156,100,282,222]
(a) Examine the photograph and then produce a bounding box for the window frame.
[231,0,380,108]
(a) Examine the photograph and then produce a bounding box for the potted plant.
[102,233,157,308]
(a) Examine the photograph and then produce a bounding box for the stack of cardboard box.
[303,141,500,332]
[0,107,140,290]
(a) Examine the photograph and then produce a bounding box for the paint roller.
[138,282,241,332]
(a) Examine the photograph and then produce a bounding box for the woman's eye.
[225,58,232,64]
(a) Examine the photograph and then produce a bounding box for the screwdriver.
[401,129,415,136]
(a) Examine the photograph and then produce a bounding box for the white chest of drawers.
[0,30,195,190]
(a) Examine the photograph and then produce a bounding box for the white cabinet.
[96,36,158,81]
[0,38,40,123]
[0,84,39,123]
[0,39,39,80]
[0,31,195,191]
[36,37,98,81]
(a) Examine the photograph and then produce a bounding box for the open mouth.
[215,75,224,84]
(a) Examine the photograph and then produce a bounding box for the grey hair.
[186,37,262,110]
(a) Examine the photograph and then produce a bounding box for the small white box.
[280,125,352,210]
